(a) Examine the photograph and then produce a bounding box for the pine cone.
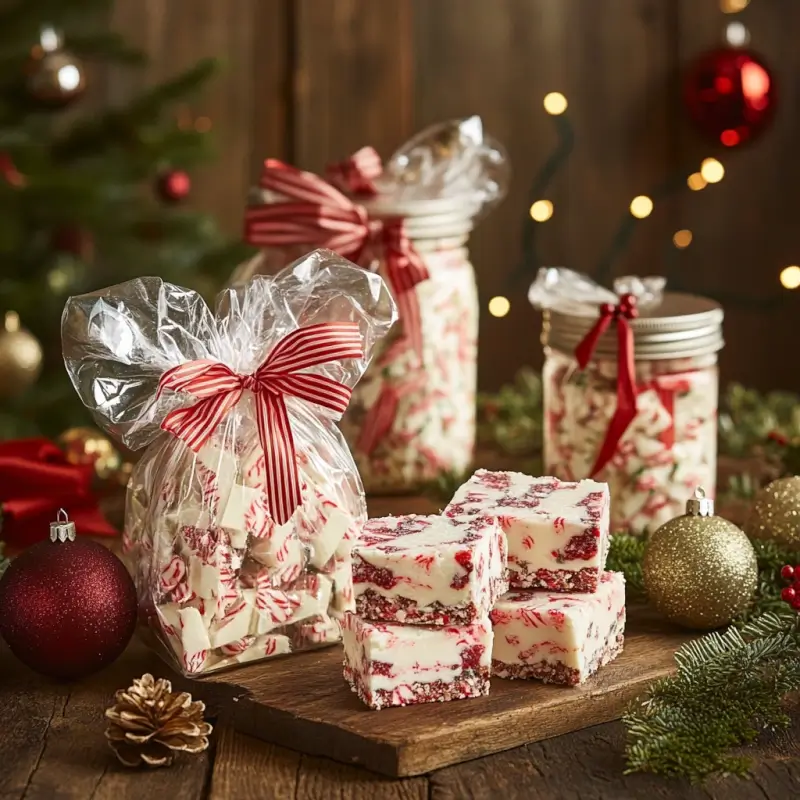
[105,673,213,768]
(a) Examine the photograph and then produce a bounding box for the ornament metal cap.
[50,508,76,542]
[685,487,714,517]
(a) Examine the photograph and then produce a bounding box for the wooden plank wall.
[106,0,800,392]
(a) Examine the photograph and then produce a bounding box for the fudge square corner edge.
[351,513,508,626]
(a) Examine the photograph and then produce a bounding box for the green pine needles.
[605,533,647,601]
[624,612,800,782]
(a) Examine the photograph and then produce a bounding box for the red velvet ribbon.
[0,438,116,548]
[574,294,639,477]
[326,146,382,196]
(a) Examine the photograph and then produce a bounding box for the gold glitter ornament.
[744,476,800,547]
[643,488,757,630]
[0,311,43,398]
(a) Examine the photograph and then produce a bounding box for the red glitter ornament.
[684,48,776,148]
[0,510,136,679]
[156,169,191,203]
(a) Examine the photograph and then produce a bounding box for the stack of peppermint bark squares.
[342,470,626,710]
[342,514,508,709]
[447,470,626,687]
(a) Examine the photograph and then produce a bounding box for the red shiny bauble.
[781,564,795,580]
[51,226,94,262]
[0,538,137,679]
[684,48,776,148]
[156,169,191,203]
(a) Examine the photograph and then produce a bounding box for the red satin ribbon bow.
[326,146,382,196]
[244,159,428,359]
[574,293,639,477]
[157,322,364,525]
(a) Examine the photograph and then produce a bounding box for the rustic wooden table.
[2,630,798,799]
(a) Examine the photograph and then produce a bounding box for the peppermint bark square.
[490,571,625,686]
[352,514,508,626]
[445,470,610,592]
[342,613,493,710]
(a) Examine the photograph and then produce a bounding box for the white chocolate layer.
[352,514,507,622]
[490,571,625,683]
[342,613,493,692]
[445,471,609,588]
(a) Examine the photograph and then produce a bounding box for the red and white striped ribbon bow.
[326,146,382,196]
[156,322,364,525]
[244,159,428,358]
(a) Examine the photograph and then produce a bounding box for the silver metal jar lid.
[250,187,476,241]
[543,291,724,361]
[361,195,476,241]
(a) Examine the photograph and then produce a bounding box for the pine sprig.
[718,382,800,458]
[606,533,647,601]
[624,612,800,782]
[477,368,543,457]
[738,539,800,624]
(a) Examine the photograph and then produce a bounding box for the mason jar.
[339,196,478,493]
[236,194,480,494]
[541,293,724,533]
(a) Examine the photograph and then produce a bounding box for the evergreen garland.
[605,533,647,600]
[624,612,800,782]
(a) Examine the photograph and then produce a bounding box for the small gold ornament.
[744,476,800,547]
[643,488,758,629]
[25,27,86,108]
[105,673,212,768]
[58,427,123,480]
[0,311,43,398]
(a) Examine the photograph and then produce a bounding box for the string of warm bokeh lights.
[489,92,568,319]
[490,0,795,319]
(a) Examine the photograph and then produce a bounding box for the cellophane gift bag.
[236,116,509,493]
[61,250,396,675]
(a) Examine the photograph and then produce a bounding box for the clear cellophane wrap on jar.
[530,268,723,534]
[61,250,396,675]
[236,116,509,493]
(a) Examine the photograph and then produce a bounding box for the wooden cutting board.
[203,606,693,777]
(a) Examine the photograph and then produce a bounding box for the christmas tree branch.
[52,59,219,163]
[65,33,145,65]
[624,612,800,782]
